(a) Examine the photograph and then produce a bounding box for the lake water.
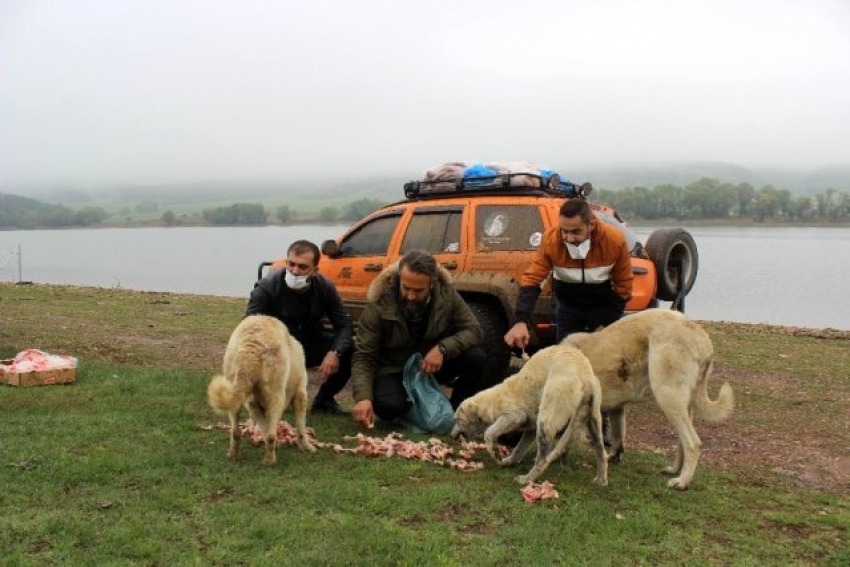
[1,225,848,330]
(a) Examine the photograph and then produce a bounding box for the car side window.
[401,209,463,254]
[475,205,544,251]
[339,213,401,256]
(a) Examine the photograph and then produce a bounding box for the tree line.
[198,198,386,226]
[0,193,109,229]
[594,178,849,222]
[4,180,849,229]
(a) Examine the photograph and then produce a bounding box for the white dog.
[451,342,608,486]
[565,309,734,489]
[208,315,316,465]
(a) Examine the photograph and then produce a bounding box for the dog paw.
[593,476,608,487]
[300,441,318,453]
[515,474,532,485]
[661,465,679,476]
[667,477,689,490]
[498,457,515,467]
[263,456,276,466]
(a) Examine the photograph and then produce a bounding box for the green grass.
[1,284,848,565]
[3,362,846,565]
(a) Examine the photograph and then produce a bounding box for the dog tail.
[207,374,244,414]
[694,359,734,423]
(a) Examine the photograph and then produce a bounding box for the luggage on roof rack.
[404,173,580,198]
[403,161,586,199]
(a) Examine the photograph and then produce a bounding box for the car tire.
[466,301,511,387]
[645,228,699,302]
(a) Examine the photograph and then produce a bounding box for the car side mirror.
[321,239,340,258]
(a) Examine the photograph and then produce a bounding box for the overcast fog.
[1,0,849,189]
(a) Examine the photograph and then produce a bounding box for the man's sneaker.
[310,398,348,415]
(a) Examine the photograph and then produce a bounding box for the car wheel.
[466,301,511,387]
[645,228,699,302]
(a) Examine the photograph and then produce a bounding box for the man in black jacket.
[246,240,353,414]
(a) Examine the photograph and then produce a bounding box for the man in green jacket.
[351,250,485,429]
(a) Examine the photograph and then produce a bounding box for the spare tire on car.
[645,228,699,302]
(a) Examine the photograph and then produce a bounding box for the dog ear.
[463,400,482,426]
[454,404,467,422]
[456,402,476,427]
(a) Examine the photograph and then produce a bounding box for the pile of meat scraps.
[332,432,485,471]
[1,349,78,373]
[520,481,560,503]
[201,420,486,471]
[201,420,560,500]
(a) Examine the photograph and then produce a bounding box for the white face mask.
[565,238,591,260]
[284,269,312,290]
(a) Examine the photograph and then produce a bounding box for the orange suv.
[263,167,698,384]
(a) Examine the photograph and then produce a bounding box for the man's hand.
[318,350,340,380]
[504,321,530,349]
[421,346,444,375]
[352,399,375,429]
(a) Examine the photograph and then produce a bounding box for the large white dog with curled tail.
[566,308,734,489]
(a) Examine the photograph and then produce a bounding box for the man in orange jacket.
[504,198,633,348]
[504,198,633,444]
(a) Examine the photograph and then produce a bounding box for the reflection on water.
[1,225,848,330]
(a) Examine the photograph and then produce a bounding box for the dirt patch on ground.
[622,365,850,495]
[626,403,850,494]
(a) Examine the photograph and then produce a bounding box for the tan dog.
[565,309,734,490]
[451,343,608,486]
[208,315,316,465]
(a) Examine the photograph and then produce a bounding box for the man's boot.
[310,396,348,415]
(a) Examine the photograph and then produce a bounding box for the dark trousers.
[372,346,487,422]
[553,299,621,443]
[302,332,352,402]
[552,280,626,342]
[555,301,625,342]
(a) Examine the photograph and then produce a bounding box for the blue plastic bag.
[401,353,455,435]
[462,162,499,187]
[462,162,498,179]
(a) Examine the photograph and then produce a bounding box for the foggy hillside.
[5,163,849,209]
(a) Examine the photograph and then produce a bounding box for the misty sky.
[1,0,849,187]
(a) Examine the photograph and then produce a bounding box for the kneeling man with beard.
[351,250,486,429]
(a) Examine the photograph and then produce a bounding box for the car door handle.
[440,261,458,270]
[364,263,383,272]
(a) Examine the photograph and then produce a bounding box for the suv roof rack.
[404,172,583,199]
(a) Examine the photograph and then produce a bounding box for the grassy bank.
[1,283,848,565]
